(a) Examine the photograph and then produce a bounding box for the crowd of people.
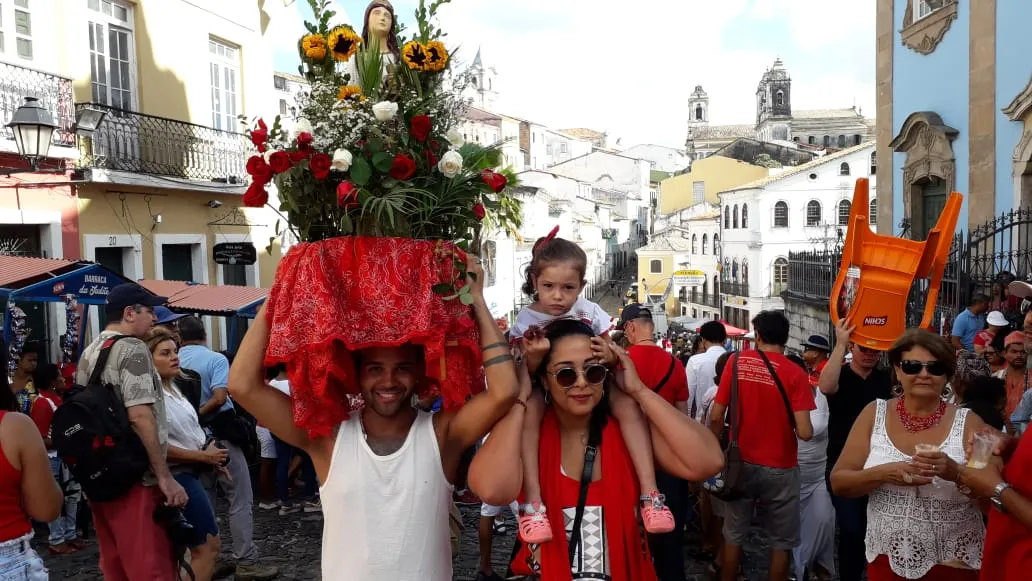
[1,241,1032,581]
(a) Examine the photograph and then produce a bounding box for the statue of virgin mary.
[344,0,400,88]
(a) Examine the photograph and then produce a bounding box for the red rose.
[289,150,310,163]
[472,202,486,221]
[268,151,292,173]
[410,115,432,142]
[336,181,359,209]
[426,148,438,168]
[246,155,273,185]
[389,153,417,180]
[250,119,269,150]
[430,139,442,152]
[296,131,314,148]
[309,153,332,180]
[480,169,507,193]
[242,182,268,207]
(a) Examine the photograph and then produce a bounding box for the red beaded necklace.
[896,396,948,433]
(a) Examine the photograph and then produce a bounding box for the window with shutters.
[88,0,136,110]
[773,201,789,227]
[838,199,851,226]
[806,200,822,226]
[741,204,748,228]
[691,234,697,254]
[702,234,708,255]
[869,199,878,226]
[692,181,705,204]
[210,38,241,131]
[649,259,662,274]
[0,0,33,59]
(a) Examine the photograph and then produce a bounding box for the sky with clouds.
[269,0,875,149]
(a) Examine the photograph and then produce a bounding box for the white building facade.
[677,212,722,321]
[272,71,309,135]
[718,143,878,332]
[620,144,690,174]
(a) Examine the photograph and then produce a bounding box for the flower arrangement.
[243,0,522,275]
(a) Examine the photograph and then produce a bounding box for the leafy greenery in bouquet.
[242,0,522,281]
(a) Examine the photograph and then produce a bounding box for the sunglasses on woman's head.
[548,364,608,389]
[899,360,948,376]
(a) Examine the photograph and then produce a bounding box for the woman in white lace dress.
[830,328,987,581]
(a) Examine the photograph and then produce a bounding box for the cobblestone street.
[37,499,775,580]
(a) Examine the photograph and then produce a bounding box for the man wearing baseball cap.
[75,283,187,580]
[995,331,1032,425]
[617,303,691,581]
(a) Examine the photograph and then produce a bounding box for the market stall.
[138,279,268,354]
[0,255,135,371]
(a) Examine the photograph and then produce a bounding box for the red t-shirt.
[980,435,1032,580]
[807,359,828,389]
[715,350,816,469]
[627,344,688,406]
[973,330,995,350]
[29,391,62,442]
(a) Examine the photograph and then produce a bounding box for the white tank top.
[320,411,454,580]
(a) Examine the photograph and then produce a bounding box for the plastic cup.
[968,431,1000,469]
[914,443,940,455]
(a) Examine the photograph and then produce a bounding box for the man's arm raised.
[438,255,520,470]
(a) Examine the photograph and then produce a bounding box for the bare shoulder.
[0,411,35,433]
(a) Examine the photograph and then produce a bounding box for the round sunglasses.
[548,364,609,389]
[899,360,948,377]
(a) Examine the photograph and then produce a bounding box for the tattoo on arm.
[484,354,514,368]
[481,341,509,352]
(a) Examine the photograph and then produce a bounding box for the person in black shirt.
[817,319,892,581]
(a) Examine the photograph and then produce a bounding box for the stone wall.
[785,297,834,352]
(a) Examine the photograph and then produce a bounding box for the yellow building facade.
[635,233,691,315]
[5,0,289,349]
[658,156,769,215]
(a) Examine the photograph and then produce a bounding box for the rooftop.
[725,142,874,191]
[794,108,864,120]
[638,233,692,253]
[559,128,604,140]
[690,124,755,141]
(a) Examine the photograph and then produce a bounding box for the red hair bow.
[533,225,560,255]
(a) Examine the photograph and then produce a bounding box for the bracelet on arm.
[484,354,514,368]
[481,341,509,352]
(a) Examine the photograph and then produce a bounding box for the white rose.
[331,149,353,172]
[446,128,464,147]
[437,150,463,178]
[294,118,313,137]
[372,101,398,122]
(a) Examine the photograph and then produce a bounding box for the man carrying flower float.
[229,1,522,579]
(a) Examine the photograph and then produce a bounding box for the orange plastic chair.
[829,178,962,350]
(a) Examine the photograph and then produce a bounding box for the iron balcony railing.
[77,102,249,182]
[721,281,750,298]
[1,63,75,147]
[784,250,840,305]
[685,289,720,309]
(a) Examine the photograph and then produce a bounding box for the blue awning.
[0,258,136,306]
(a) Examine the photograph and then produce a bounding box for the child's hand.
[523,325,549,372]
[590,336,617,366]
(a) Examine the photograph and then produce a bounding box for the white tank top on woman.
[319,410,454,581]
[863,399,984,578]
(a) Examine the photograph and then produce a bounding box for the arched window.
[837,135,846,148]
[713,274,719,295]
[837,199,852,225]
[808,136,815,145]
[695,105,703,120]
[649,259,662,274]
[869,199,878,226]
[692,234,698,254]
[701,234,708,255]
[806,200,822,226]
[839,162,851,176]
[772,257,789,294]
[741,204,749,228]
[823,135,831,148]
[853,134,862,145]
[713,233,719,254]
[732,205,739,229]
[773,201,789,227]
[776,90,784,106]
[724,206,730,228]
[870,151,877,175]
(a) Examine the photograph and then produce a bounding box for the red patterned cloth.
[264,236,484,437]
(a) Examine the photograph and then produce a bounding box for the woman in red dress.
[468,319,723,580]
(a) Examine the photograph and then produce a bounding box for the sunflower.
[401,41,429,71]
[424,40,449,72]
[338,85,363,101]
[327,26,361,62]
[300,34,328,61]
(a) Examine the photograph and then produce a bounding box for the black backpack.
[52,335,150,502]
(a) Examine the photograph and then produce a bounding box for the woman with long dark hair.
[468,319,723,580]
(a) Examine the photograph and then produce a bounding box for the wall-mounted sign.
[672,269,706,286]
[213,242,257,266]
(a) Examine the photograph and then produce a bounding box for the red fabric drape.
[512,411,657,581]
[263,237,484,437]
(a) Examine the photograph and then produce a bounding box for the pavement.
[36,497,777,580]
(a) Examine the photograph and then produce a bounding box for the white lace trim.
[863,400,984,578]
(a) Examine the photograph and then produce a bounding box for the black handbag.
[703,353,744,501]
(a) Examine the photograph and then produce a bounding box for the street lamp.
[6,96,58,171]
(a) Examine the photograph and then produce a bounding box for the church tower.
[464,47,499,111]
[755,58,792,141]
[688,85,709,128]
